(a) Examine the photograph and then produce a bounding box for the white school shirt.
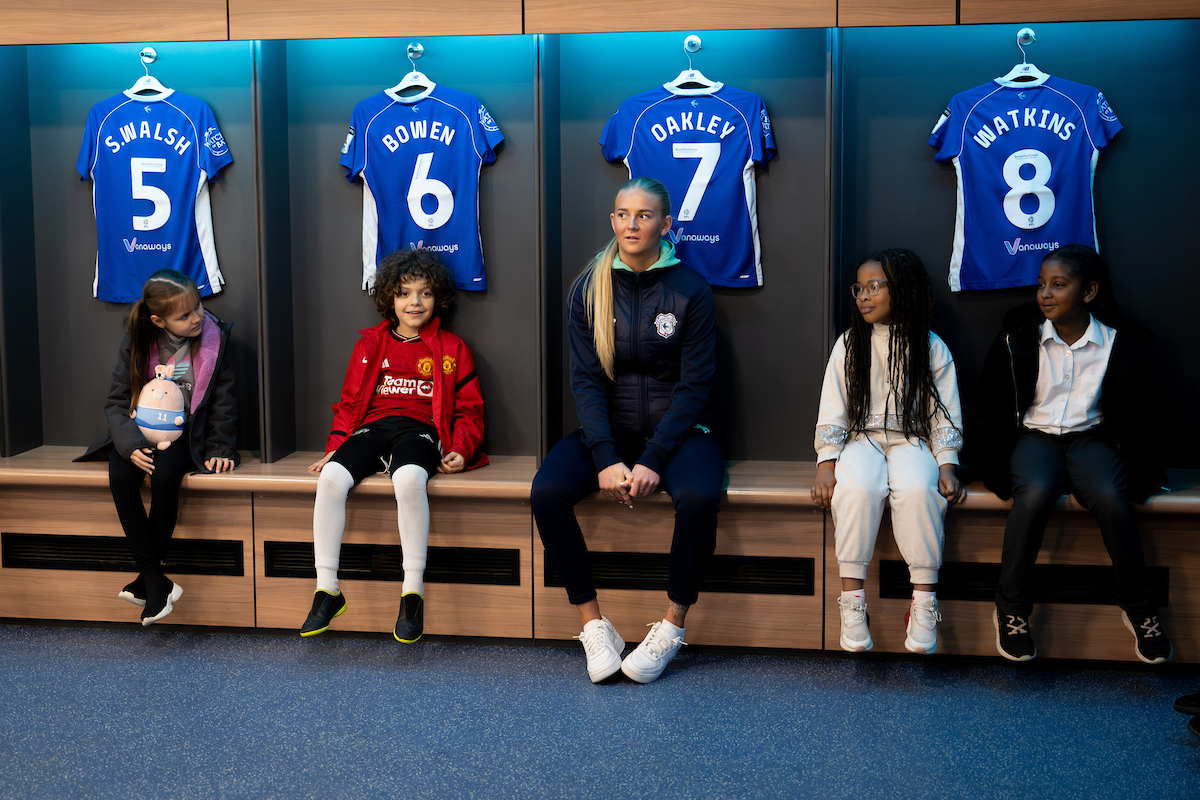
[1023,316,1115,435]
[814,323,964,466]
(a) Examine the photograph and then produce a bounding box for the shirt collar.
[613,241,681,272]
[1040,315,1102,349]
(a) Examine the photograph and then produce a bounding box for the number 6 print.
[1002,148,1055,230]
[407,151,454,230]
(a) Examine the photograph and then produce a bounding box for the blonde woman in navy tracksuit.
[531,177,721,685]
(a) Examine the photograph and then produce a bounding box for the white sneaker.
[140,581,183,627]
[620,620,686,684]
[574,616,625,683]
[904,596,942,654]
[837,595,872,652]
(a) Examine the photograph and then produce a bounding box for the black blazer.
[969,303,1165,503]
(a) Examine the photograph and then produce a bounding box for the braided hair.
[843,248,955,442]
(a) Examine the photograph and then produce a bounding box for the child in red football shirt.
[299,250,486,642]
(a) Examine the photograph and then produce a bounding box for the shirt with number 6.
[77,90,232,303]
[929,75,1121,292]
[339,84,503,292]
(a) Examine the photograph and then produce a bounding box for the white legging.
[313,461,431,595]
[831,429,947,585]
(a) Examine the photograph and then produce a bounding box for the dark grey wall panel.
[26,42,261,451]
[555,29,830,461]
[0,46,42,456]
[254,40,296,462]
[840,20,1200,469]
[285,36,539,456]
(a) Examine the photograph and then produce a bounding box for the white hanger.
[996,28,1049,86]
[127,46,169,98]
[665,35,720,92]
[387,42,435,100]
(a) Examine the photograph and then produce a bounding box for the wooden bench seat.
[2,445,1196,664]
[236,452,535,639]
[533,461,826,650]
[0,445,258,627]
[824,472,1200,663]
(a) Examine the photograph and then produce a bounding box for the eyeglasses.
[850,280,889,299]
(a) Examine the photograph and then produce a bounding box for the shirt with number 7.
[929,75,1121,292]
[339,84,504,292]
[601,83,776,288]
[77,90,232,303]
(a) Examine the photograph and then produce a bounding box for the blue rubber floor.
[1,623,1197,799]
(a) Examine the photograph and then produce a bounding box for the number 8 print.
[1002,148,1055,230]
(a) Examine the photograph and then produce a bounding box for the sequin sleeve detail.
[930,426,963,455]
[815,425,849,450]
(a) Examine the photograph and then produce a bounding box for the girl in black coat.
[79,270,239,625]
[971,246,1170,664]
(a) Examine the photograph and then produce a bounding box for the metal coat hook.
[139,46,157,74]
[407,42,424,71]
[1016,28,1036,63]
[683,35,701,71]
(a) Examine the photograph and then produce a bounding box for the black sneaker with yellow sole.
[394,593,423,643]
[300,590,347,637]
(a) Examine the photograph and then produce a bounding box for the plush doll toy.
[132,364,186,450]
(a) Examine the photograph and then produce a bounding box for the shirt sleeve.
[928,335,964,466]
[1091,89,1122,150]
[77,106,99,180]
[338,103,366,181]
[198,102,233,180]
[928,100,959,162]
[599,106,630,164]
[814,335,851,463]
[476,101,504,164]
[754,95,776,166]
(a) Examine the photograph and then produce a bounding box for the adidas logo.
[382,358,390,368]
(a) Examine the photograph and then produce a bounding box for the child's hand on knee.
[938,464,965,504]
[811,460,837,508]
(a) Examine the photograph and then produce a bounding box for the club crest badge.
[654,312,678,339]
[417,357,435,377]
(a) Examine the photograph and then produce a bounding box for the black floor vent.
[264,541,521,586]
[1,532,244,576]
[544,552,815,596]
[879,560,1169,606]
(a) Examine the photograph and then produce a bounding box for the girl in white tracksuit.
[810,248,964,655]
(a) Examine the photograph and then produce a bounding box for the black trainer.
[141,580,183,626]
[994,608,1036,661]
[300,590,347,637]
[1189,717,1200,739]
[118,576,147,608]
[1121,611,1172,664]
[1174,692,1200,715]
[394,593,423,643]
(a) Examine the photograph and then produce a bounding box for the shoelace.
[1004,615,1029,636]
[837,596,867,625]
[574,625,611,658]
[1138,616,1162,638]
[911,599,942,630]
[639,622,686,658]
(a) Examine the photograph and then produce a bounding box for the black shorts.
[330,416,441,483]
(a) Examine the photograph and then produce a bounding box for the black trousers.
[108,434,194,575]
[995,427,1154,618]
[531,428,723,607]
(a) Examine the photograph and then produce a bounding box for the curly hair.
[843,248,956,442]
[373,249,456,326]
